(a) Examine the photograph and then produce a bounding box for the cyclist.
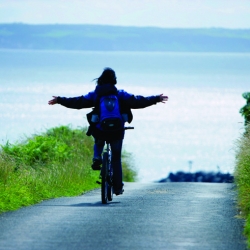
[48,67,168,195]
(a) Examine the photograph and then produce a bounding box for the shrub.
[239,92,250,126]
[234,124,250,246]
[0,126,137,213]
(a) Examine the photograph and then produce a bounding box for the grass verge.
[234,124,250,247]
[0,125,137,213]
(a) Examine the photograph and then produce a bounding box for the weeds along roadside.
[235,92,250,247]
[234,124,250,247]
[0,125,137,213]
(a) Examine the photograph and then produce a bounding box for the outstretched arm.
[48,94,94,109]
[124,93,168,109]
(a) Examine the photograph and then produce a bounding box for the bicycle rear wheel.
[101,152,109,204]
[107,172,113,201]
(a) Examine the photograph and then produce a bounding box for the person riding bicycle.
[48,67,168,196]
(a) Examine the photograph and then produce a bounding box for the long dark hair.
[94,67,117,85]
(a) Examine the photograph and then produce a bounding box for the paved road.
[0,182,247,250]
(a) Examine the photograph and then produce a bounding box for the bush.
[0,126,137,213]
[239,92,250,126]
[122,151,137,182]
[234,124,250,247]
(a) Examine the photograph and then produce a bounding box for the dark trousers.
[94,139,123,191]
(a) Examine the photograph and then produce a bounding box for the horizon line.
[0,22,249,30]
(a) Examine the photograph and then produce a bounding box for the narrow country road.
[0,182,247,250]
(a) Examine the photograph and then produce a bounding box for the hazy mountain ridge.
[0,23,250,52]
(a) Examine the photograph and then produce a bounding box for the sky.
[0,0,250,28]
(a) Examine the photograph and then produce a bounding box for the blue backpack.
[96,94,124,131]
[86,93,132,136]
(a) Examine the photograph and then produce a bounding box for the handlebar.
[104,127,134,144]
[125,127,134,130]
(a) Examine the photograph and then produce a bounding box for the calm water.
[0,50,249,182]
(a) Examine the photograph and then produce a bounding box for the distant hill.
[0,23,250,52]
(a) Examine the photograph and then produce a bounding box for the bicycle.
[98,127,134,204]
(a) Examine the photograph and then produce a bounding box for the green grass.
[0,125,137,213]
[234,124,250,247]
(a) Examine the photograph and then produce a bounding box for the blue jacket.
[57,84,160,140]
[57,84,160,113]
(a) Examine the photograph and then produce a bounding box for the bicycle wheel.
[107,186,113,201]
[107,170,113,201]
[101,152,109,204]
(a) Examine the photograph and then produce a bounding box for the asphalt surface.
[0,182,247,250]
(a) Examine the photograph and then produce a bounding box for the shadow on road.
[36,201,121,207]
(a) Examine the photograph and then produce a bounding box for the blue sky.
[0,0,250,28]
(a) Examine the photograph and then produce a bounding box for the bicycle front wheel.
[101,152,109,204]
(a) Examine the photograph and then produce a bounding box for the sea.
[0,49,249,182]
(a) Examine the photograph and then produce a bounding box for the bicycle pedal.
[96,181,101,185]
